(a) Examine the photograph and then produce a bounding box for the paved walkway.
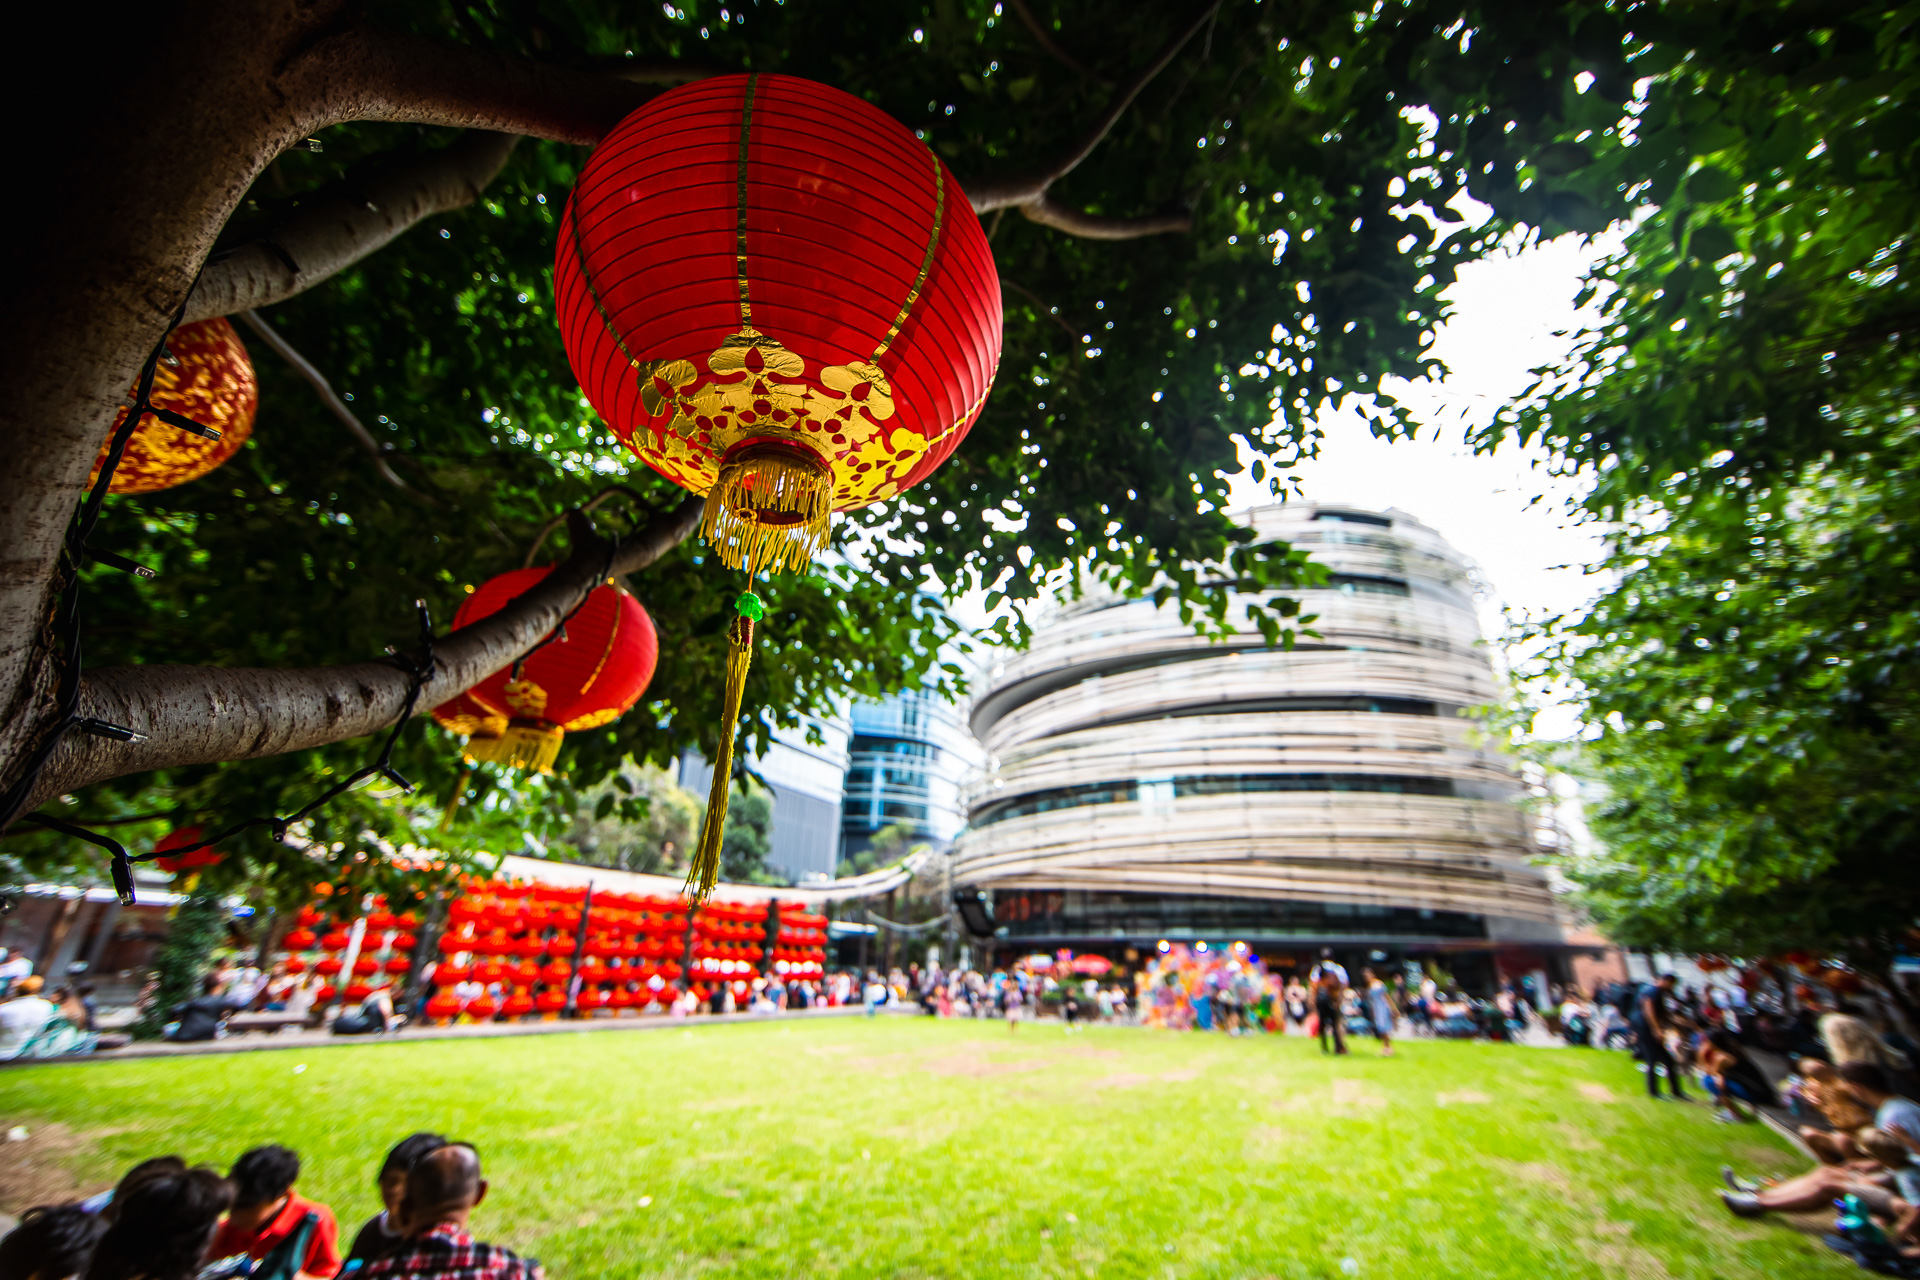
[2,1004,890,1068]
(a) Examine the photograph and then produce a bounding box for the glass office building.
[839,688,973,860]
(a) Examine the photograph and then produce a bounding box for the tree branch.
[1018,193,1191,239]
[22,496,705,811]
[186,131,519,322]
[235,310,437,504]
[967,0,1220,213]
[294,27,688,144]
[1005,0,1110,83]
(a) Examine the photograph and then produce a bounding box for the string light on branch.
[554,72,1002,896]
[88,317,257,494]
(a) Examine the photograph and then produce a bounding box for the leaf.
[1534,142,1595,176]
[1687,223,1738,263]
[594,793,616,820]
[1684,166,1741,203]
[1007,76,1036,103]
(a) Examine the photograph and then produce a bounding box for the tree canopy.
[3,0,1667,905]
[1490,1,1920,969]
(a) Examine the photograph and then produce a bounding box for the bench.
[226,1012,311,1036]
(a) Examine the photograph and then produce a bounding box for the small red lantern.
[441,568,659,773]
[474,959,508,985]
[283,929,317,951]
[367,910,397,931]
[540,960,572,985]
[466,995,499,1020]
[296,907,324,928]
[315,957,343,977]
[391,932,418,953]
[314,983,338,1004]
[535,989,567,1013]
[435,962,473,984]
[89,317,258,494]
[321,929,352,951]
[352,956,379,977]
[503,992,535,1017]
[384,956,411,975]
[427,992,463,1021]
[153,827,226,875]
[284,957,307,975]
[345,982,374,1002]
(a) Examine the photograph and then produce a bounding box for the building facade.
[951,502,1573,988]
[679,715,851,884]
[839,688,972,861]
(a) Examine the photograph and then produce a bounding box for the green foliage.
[15,0,1660,901]
[565,765,699,875]
[129,895,227,1040]
[1479,3,1920,960]
[0,1020,1831,1277]
[838,820,920,877]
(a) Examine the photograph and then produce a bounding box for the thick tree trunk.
[0,2,655,808]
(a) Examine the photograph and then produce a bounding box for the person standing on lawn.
[207,1145,343,1279]
[1363,969,1396,1057]
[1310,950,1348,1056]
[1633,973,1690,1101]
[362,1144,542,1280]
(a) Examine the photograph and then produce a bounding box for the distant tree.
[839,820,921,878]
[564,765,699,875]
[716,780,776,885]
[130,895,227,1040]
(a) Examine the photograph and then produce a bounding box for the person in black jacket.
[1633,974,1691,1100]
[167,976,245,1043]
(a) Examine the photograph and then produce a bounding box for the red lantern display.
[556,73,999,896]
[535,989,567,1014]
[352,956,379,977]
[315,957,343,977]
[503,992,535,1018]
[283,929,317,952]
[89,318,258,494]
[321,930,352,951]
[466,995,499,1020]
[427,992,463,1021]
[153,826,225,875]
[440,568,659,772]
[384,956,412,975]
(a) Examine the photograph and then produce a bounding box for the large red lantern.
[439,567,659,772]
[555,73,1000,896]
[90,318,258,494]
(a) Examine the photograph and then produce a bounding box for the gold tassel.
[687,609,757,901]
[701,444,832,578]
[463,720,564,773]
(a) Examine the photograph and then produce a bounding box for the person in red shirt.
[206,1145,343,1279]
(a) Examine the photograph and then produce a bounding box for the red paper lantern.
[503,992,535,1017]
[153,826,225,875]
[296,907,325,928]
[466,995,499,1020]
[283,929,318,952]
[384,956,412,975]
[435,962,472,984]
[391,932,418,953]
[315,983,339,1004]
[540,959,572,985]
[283,957,307,975]
[429,689,507,755]
[321,929,352,951]
[345,982,374,1002]
[89,318,258,494]
[427,992,463,1020]
[556,74,999,897]
[558,73,998,567]
[442,568,659,772]
[315,957,343,977]
[474,959,508,986]
[352,956,379,977]
[535,989,567,1013]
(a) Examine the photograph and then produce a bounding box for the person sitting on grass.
[362,1143,542,1280]
[167,974,245,1043]
[1721,1128,1920,1236]
[0,1203,109,1280]
[1698,1029,1777,1123]
[206,1144,343,1279]
[82,1166,232,1280]
[344,1132,449,1269]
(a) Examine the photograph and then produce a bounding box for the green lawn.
[0,1017,1849,1277]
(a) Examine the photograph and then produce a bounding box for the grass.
[0,1015,1852,1278]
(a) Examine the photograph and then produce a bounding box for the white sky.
[1222,229,1619,740]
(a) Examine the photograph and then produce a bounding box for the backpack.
[251,1212,319,1280]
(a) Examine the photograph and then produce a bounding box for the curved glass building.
[952,502,1569,984]
[839,689,973,860]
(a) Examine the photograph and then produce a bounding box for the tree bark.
[0,2,674,807]
[187,132,521,323]
[21,496,702,813]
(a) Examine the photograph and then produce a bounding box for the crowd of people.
[0,1134,540,1280]
[0,946,102,1061]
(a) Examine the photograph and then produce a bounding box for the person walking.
[1363,969,1396,1057]
[1634,972,1690,1101]
[1310,950,1348,1056]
